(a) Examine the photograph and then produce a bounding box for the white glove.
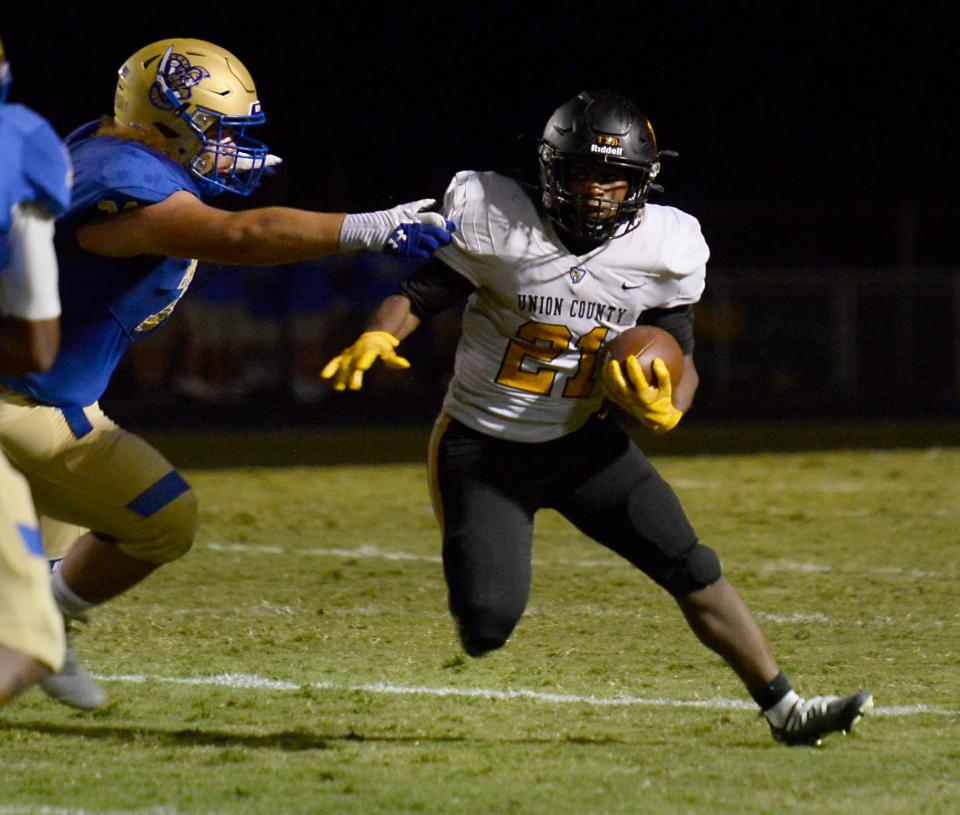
[339,199,450,253]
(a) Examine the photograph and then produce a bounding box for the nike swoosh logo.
[621,282,647,290]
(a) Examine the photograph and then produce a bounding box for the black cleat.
[770,691,873,746]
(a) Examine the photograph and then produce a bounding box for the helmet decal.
[149,51,210,111]
[591,134,624,156]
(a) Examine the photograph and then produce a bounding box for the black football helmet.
[539,90,669,241]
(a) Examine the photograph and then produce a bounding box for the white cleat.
[39,644,106,710]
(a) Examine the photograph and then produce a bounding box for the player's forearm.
[211,207,347,265]
[366,295,421,341]
[673,354,699,413]
[76,193,451,265]
[76,201,347,265]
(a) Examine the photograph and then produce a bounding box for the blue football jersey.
[0,103,72,272]
[3,122,202,407]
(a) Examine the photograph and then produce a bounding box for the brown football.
[605,325,684,385]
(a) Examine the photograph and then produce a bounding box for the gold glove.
[321,331,410,391]
[602,356,683,434]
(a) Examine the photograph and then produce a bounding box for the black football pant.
[429,413,721,657]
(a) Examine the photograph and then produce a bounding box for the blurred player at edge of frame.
[323,90,873,747]
[0,37,455,709]
[0,33,99,707]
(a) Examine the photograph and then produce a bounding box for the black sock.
[750,671,793,710]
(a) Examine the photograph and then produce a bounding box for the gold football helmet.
[114,38,269,196]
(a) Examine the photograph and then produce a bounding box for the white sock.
[764,690,801,728]
[51,568,97,618]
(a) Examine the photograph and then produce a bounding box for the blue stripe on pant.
[17,523,44,556]
[126,471,191,517]
[60,405,94,439]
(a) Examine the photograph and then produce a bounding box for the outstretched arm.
[75,192,453,265]
[322,258,475,391]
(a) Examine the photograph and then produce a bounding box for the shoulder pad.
[645,204,710,276]
[69,136,198,211]
[442,171,529,256]
[3,104,72,216]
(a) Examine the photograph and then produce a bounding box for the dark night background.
[2,3,959,428]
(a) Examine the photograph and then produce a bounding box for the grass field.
[1,432,958,814]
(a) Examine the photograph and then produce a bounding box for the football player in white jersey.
[323,90,872,746]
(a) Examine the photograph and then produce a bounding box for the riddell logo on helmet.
[590,144,624,156]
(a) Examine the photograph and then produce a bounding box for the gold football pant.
[0,395,198,565]
[0,449,65,670]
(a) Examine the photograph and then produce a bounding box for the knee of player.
[459,627,509,658]
[119,485,199,564]
[159,488,199,561]
[454,606,521,658]
[662,542,723,597]
[171,489,200,554]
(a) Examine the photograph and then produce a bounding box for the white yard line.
[668,478,916,493]
[754,612,831,623]
[205,542,443,563]
[203,542,951,580]
[0,808,209,815]
[155,603,958,629]
[94,672,958,718]
[753,559,941,579]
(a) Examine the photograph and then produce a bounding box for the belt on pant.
[0,387,94,439]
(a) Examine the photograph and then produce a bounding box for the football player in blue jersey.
[0,37,455,706]
[0,34,102,708]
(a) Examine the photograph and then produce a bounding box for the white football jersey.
[436,170,708,443]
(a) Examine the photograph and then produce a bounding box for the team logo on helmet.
[148,52,210,111]
[568,266,588,284]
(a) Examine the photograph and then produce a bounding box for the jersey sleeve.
[435,171,489,286]
[100,144,195,204]
[21,114,72,217]
[398,258,476,320]
[639,305,695,355]
[66,136,199,221]
[3,105,72,218]
[656,208,709,308]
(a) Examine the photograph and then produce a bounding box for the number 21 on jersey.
[495,321,609,398]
